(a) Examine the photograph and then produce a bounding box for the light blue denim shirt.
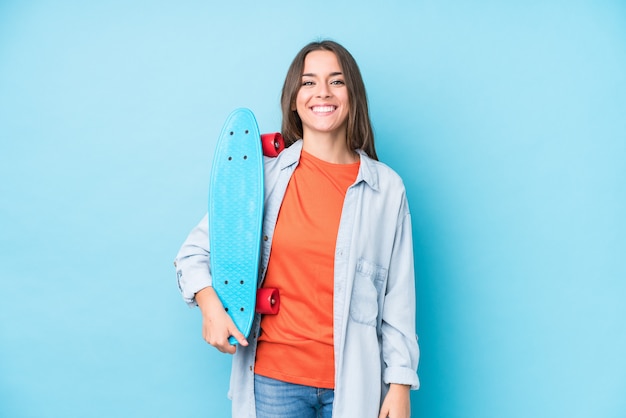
[175,140,419,418]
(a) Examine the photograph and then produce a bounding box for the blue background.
[1,1,625,417]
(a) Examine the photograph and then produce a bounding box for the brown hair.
[280,40,378,160]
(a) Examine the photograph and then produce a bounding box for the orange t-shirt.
[254,150,359,389]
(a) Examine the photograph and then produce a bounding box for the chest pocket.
[349,258,387,327]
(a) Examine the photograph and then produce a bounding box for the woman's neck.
[302,131,358,164]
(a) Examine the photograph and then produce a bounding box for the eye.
[301,80,314,87]
[330,79,345,86]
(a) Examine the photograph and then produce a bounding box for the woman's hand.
[379,384,411,418]
[195,286,248,354]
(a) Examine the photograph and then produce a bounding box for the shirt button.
[263,235,269,241]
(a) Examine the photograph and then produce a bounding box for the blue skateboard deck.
[209,108,264,345]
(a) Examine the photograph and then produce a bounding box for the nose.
[316,83,331,98]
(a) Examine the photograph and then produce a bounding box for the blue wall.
[1,1,625,417]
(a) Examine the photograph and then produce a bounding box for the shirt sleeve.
[174,214,212,307]
[381,202,421,389]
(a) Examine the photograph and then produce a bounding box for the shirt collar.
[355,149,380,192]
[278,140,379,192]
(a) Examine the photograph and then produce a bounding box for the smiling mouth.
[311,105,336,113]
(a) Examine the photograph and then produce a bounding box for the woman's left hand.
[378,383,411,418]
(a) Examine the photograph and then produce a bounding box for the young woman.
[175,40,420,418]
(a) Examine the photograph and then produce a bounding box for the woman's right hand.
[195,286,249,354]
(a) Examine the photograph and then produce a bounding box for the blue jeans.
[254,374,334,418]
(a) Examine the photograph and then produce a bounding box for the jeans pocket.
[349,258,387,327]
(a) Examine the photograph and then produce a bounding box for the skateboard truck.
[256,287,280,315]
[257,133,283,315]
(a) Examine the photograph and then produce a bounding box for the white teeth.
[312,106,335,113]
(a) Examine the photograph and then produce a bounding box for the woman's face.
[295,50,350,140]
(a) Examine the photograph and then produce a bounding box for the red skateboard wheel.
[256,287,280,314]
[261,133,285,157]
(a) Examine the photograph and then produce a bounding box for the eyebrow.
[301,71,344,77]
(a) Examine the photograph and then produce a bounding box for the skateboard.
[209,108,283,345]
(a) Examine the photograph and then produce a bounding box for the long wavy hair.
[280,40,378,160]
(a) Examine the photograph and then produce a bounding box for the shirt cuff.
[383,366,420,390]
